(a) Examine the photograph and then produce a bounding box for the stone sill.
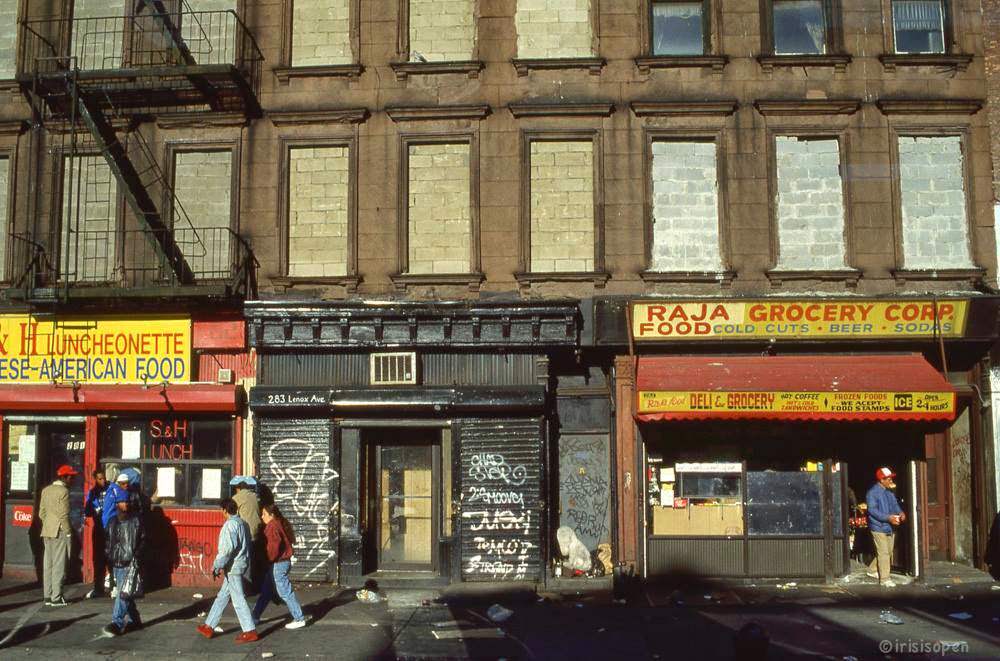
[514,271,610,289]
[0,79,19,93]
[508,103,614,118]
[389,60,484,81]
[270,275,361,293]
[890,268,985,285]
[273,64,363,84]
[879,53,973,72]
[757,54,851,73]
[512,57,605,77]
[630,101,737,117]
[390,273,485,292]
[640,270,735,286]
[386,105,491,122]
[634,55,728,74]
[0,119,28,136]
[754,99,861,116]
[765,269,861,287]
[876,99,983,115]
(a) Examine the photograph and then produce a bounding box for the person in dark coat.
[102,499,145,637]
[85,470,109,598]
[986,510,1000,581]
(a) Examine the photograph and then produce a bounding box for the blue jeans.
[253,560,304,622]
[205,570,255,633]
[111,566,141,631]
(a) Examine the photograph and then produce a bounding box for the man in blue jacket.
[196,498,258,644]
[866,467,906,587]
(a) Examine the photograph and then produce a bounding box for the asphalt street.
[0,563,998,659]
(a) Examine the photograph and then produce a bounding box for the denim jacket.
[213,514,252,576]
[866,483,903,535]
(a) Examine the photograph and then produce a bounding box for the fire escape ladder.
[135,0,223,111]
[71,82,196,285]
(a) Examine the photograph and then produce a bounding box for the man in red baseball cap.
[865,467,906,587]
[39,464,80,606]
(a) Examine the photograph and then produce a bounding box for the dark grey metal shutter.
[256,418,339,583]
[458,418,544,582]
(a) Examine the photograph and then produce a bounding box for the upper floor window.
[0,2,17,79]
[770,0,832,55]
[516,0,593,59]
[651,1,708,56]
[406,0,475,62]
[292,0,352,66]
[892,0,946,54]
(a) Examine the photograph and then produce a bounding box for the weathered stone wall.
[530,141,593,273]
[409,0,475,62]
[292,0,352,66]
[515,0,592,59]
[288,146,349,278]
[408,143,471,274]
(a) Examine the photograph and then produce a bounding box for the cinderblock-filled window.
[649,141,722,272]
[61,155,117,282]
[530,140,594,273]
[72,0,127,69]
[898,136,973,269]
[172,150,233,278]
[0,2,17,79]
[292,0,352,66]
[0,157,9,278]
[774,137,847,270]
[516,0,593,59]
[407,143,471,274]
[409,0,475,61]
[287,146,350,278]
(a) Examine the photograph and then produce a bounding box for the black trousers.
[91,522,107,593]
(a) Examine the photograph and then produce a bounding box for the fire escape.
[8,1,262,304]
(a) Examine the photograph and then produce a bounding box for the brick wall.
[774,137,847,270]
[898,136,974,270]
[650,141,722,272]
[173,151,233,278]
[0,157,8,275]
[516,0,593,59]
[61,155,116,282]
[409,0,475,62]
[408,143,471,274]
[292,0,352,66]
[0,1,17,80]
[288,146,349,278]
[530,141,593,272]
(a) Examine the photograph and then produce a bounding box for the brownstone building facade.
[0,1,998,586]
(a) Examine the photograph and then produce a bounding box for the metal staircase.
[9,2,261,303]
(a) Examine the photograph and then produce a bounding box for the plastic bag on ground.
[486,604,513,623]
[556,526,592,572]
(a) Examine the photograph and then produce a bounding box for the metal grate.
[369,352,418,385]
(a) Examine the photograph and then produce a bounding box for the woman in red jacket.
[252,505,307,629]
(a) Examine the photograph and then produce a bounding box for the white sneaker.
[285,619,307,630]
[213,625,224,633]
[866,571,879,579]
[881,580,897,588]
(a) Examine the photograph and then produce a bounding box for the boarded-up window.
[650,141,722,272]
[530,141,594,273]
[0,2,17,79]
[516,0,593,59]
[288,146,349,278]
[292,0,352,66]
[71,0,126,69]
[172,150,233,278]
[61,155,117,282]
[0,157,9,278]
[409,0,475,61]
[407,143,471,274]
[898,136,973,269]
[774,137,847,270]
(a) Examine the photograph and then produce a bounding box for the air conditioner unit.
[370,352,418,385]
[217,368,234,384]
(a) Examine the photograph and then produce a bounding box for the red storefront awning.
[636,354,956,422]
[0,383,241,413]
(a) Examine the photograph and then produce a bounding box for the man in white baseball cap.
[866,467,906,587]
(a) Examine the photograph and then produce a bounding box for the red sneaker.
[235,631,259,644]
[196,624,214,639]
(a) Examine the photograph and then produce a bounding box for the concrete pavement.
[0,562,998,659]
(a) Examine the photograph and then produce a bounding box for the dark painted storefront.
[246,300,611,586]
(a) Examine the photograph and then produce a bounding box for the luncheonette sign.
[631,300,969,341]
[0,316,191,384]
[638,390,955,417]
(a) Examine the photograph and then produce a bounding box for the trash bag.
[556,526,591,572]
[118,561,143,600]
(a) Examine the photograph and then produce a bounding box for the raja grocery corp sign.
[0,315,191,384]
[631,299,969,341]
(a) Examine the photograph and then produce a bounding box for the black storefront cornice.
[249,385,546,414]
[244,299,581,349]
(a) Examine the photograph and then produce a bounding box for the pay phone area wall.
[640,421,926,579]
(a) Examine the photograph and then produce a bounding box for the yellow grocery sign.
[631,300,969,341]
[638,390,955,417]
[0,315,191,384]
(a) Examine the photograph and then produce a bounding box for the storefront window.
[648,460,744,536]
[99,417,233,507]
[3,423,37,496]
[746,471,822,536]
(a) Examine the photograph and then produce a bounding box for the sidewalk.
[0,564,998,659]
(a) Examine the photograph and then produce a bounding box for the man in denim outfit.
[196,498,258,643]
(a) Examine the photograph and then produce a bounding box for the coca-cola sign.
[12,506,33,527]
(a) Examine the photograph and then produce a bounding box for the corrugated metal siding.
[260,353,538,387]
[458,418,544,582]
[256,418,339,582]
[647,539,745,577]
[197,351,256,382]
[748,539,825,577]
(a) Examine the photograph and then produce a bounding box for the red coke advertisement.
[12,505,33,527]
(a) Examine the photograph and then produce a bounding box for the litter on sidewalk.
[433,628,505,640]
[487,604,513,623]
[879,610,903,625]
[948,612,973,620]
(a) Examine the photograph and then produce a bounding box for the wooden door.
[923,432,952,561]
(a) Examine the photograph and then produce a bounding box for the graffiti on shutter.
[257,418,339,582]
[459,418,543,582]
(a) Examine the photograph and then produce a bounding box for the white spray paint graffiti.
[177,551,209,577]
[264,437,340,579]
